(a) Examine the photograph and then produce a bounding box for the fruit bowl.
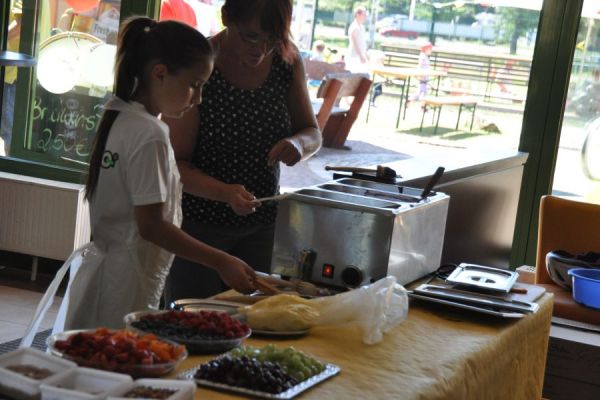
[124,310,251,355]
[46,328,187,378]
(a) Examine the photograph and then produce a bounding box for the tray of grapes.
[177,345,340,399]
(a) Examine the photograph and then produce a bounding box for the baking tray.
[446,263,519,293]
[178,362,340,399]
[408,292,526,319]
[412,284,539,314]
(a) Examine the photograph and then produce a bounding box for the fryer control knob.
[341,266,363,287]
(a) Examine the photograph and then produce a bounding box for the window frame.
[0,0,160,183]
[511,0,584,267]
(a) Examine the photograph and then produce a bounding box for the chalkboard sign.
[30,85,109,167]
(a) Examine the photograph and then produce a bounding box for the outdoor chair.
[312,77,343,129]
[534,195,600,325]
[316,72,372,149]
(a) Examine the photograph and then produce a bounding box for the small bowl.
[568,268,600,309]
[0,347,77,400]
[46,330,187,378]
[124,310,251,355]
[107,378,195,400]
[40,367,132,400]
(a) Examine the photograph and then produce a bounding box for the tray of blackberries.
[178,344,340,399]
[124,310,251,354]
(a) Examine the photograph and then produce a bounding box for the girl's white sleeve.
[126,140,170,206]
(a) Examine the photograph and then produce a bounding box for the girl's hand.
[225,184,259,215]
[268,138,302,167]
[218,256,257,294]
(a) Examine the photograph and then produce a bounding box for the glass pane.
[301,1,541,163]
[552,0,600,201]
[23,0,121,169]
[1,0,22,157]
[159,0,222,36]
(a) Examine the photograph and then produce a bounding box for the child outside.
[413,42,433,101]
[56,16,257,330]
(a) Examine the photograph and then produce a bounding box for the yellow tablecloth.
[175,293,553,400]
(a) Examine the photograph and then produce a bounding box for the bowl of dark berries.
[124,310,251,354]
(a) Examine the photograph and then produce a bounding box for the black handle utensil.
[419,166,445,200]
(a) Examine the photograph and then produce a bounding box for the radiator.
[0,172,91,261]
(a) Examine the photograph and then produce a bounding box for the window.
[0,0,158,182]
[551,0,600,201]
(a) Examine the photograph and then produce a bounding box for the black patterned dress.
[164,53,295,302]
[182,53,293,227]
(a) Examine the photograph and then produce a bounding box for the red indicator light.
[322,264,335,278]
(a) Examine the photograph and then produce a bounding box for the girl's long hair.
[85,17,213,200]
[223,0,294,64]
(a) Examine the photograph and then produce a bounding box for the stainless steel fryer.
[271,178,450,288]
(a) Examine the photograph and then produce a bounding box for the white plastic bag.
[19,243,104,347]
[312,276,409,344]
[239,276,409,345]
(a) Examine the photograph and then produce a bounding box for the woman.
[164,0,321,303]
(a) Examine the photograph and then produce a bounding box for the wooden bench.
[311,72,372,149]
[419,96,478,135]
[380,44,531,105]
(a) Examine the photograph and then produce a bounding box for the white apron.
[21,98,182,346]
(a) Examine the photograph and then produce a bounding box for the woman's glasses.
[235,25,282,54]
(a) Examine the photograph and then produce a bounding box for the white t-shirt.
[91,98,182,247]
[187,0,219,37]
[346,19,368,73]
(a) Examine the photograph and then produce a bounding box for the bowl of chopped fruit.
[46,328,187,378]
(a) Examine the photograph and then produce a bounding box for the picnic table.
[366,66,448,128]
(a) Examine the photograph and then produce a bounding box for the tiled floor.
[0,267,61,343]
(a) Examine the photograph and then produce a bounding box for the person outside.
[1,0,22,156]
[60,16,256,330]
[188,0,220,37]
[310,39,326,62]
[345,6,369,73]
[163,0,321,303]
[160,0,197,28]
[411,41,433,101]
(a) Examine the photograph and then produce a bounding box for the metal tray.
[412,284,539,314]
[178,362,340,399]
[409,292,525,319]
[446,263,519,293]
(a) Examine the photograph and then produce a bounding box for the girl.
[64,16,256,330]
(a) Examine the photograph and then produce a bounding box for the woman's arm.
[164,109,257,215]
[268,52,322,167]
[134,203,256,293]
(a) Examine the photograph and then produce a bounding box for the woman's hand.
[218,256,257,294]
[268,138,303,167]
[225,184,260,215]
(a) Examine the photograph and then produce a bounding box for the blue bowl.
[568,268,600,310]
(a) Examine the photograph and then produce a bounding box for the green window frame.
[511,0,584,267]
[0,0,160,183]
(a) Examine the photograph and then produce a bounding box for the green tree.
[497,8,538,54]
